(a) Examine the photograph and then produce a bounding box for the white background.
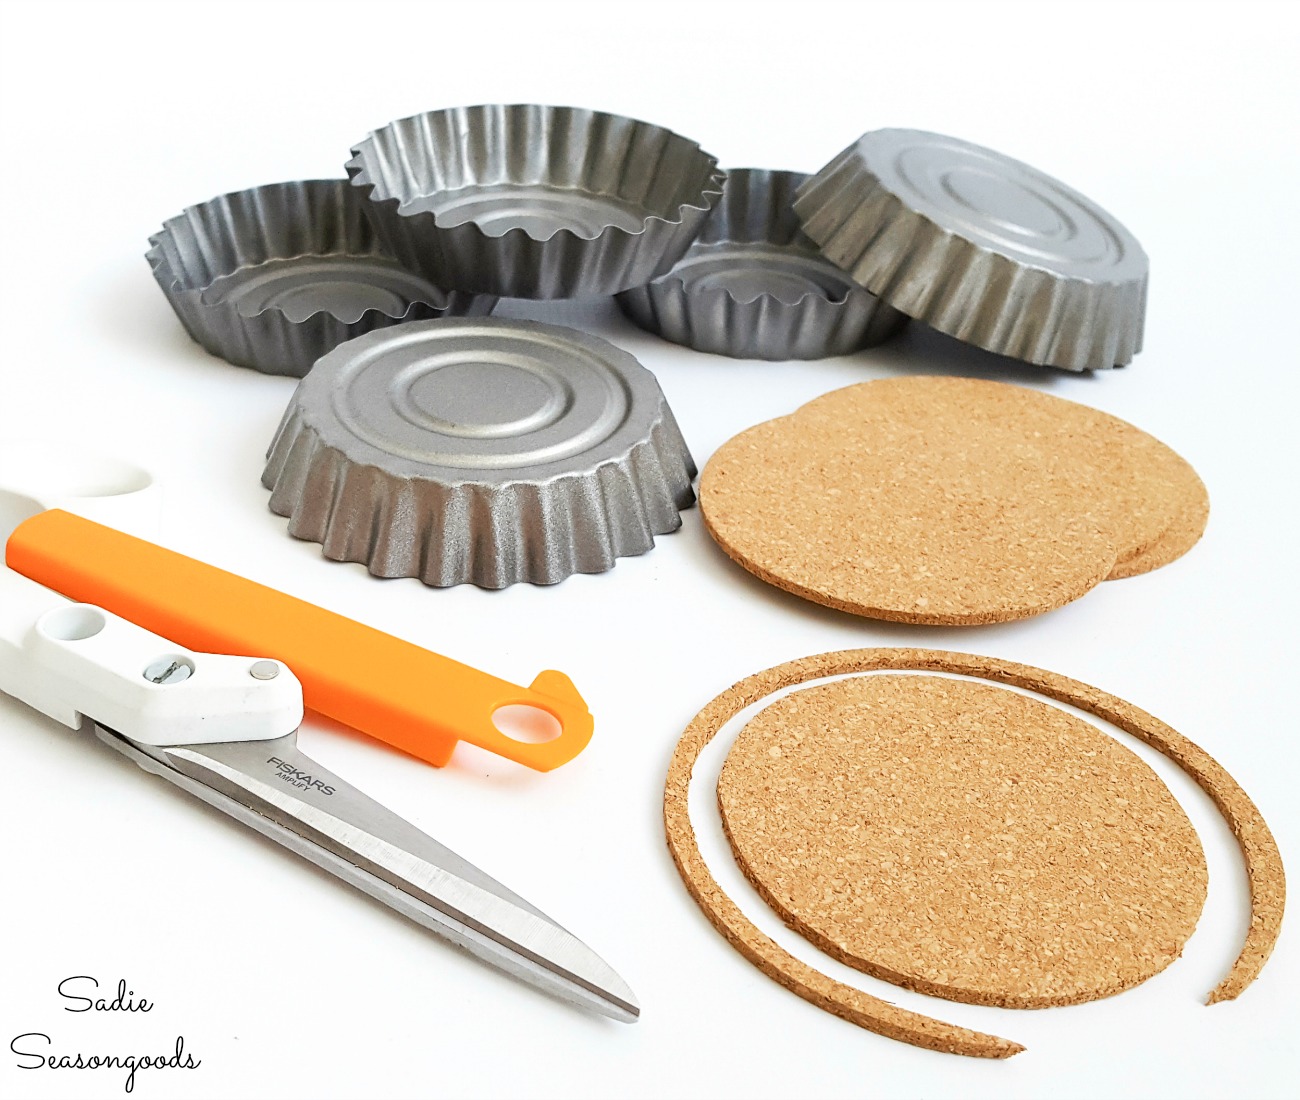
[2,1,1297,1097]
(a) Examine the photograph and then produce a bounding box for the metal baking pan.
[793,130,1148,371]
[616,168,906,359]
[345,105,726,300]
[148,179,494,376]
[263,318,697,588]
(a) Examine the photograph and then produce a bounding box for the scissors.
[0,442,638,1022]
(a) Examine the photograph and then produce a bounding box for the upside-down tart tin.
[793,130,1149,371]
[616,168,906,360]
[345,104,726,300]
[263,318,697,588]
[148,179,494,377]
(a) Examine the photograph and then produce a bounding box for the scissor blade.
[98,727,638,1022]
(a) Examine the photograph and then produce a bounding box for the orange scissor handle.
[6,510,594,771]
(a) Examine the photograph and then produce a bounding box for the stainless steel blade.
[95,725,638,1022]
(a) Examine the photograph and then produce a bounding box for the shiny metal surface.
[263,318,697,588]
[346,105,726,299]
[96,724,639,1022]
[148,179,495,377]
[793,130,1149,371]
[617,168,906,360]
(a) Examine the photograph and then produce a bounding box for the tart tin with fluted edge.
[616,168,906,360]
[793,130,1148,371]
[346,105,726,300]
[148,179,495,377]
[263,318,697,588]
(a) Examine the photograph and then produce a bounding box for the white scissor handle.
[0,438,161,545]
[0,570,302,745]
[0,440,300,745]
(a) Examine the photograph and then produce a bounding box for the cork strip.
[718,675,1208,1008]
[700,377,1209,624]
[664,649,1283,1057]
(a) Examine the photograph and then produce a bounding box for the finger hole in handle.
[0,439,154,504]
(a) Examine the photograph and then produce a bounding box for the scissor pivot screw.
[143,656,194,685]
[249,661,281,681]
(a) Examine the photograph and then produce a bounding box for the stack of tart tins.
[148,111,1149,375]
[146,104,724,587]
[149,105,727,374]
[613,130,1147,369]
[146,106,1153,588]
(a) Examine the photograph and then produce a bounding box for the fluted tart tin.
[262,318,697,588]
[793,130,1148,371]
[148,180,494,377]
[616,168,906,360]
[345,105,726,300]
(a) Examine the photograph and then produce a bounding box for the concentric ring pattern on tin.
[263,318,697,588]
[794,129,1149,371]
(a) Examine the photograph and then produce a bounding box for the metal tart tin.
[616,168,906,359]
[262,318,697,588]
[148,179,494,377]
[345,105,726,300]
[793,130,1148,371]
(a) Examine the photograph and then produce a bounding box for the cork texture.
[1107,452,1210,580]
[664,649,1284,1057]
[699,377,1208,624]
[718,675,1207,1008]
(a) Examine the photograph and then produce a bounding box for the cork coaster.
[718,675,1207,1008]
[1107,453,1209,579]
[700,377,1208,624]
[663,649,1284,1057]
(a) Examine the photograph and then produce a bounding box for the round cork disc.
[700,376,1208,624]
[1107,452,1209,579]
[717,674,1209,1008]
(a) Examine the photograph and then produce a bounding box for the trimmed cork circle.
[1106,450,1210,580]
[718,675,1208,1008]
[699,376,1210,624]
[663,649,1284,1057]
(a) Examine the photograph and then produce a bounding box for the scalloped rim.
[618,270,908,361]
[617,168,907,358]
[644,168,864,311]
[345,105,726,250]
[260,319,699,587]
[616,275,906,361]
[146,179,464,328]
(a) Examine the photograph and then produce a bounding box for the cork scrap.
[718,675,1207,1009]
[699,377,1210,624]
[664,649,1284,1057]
